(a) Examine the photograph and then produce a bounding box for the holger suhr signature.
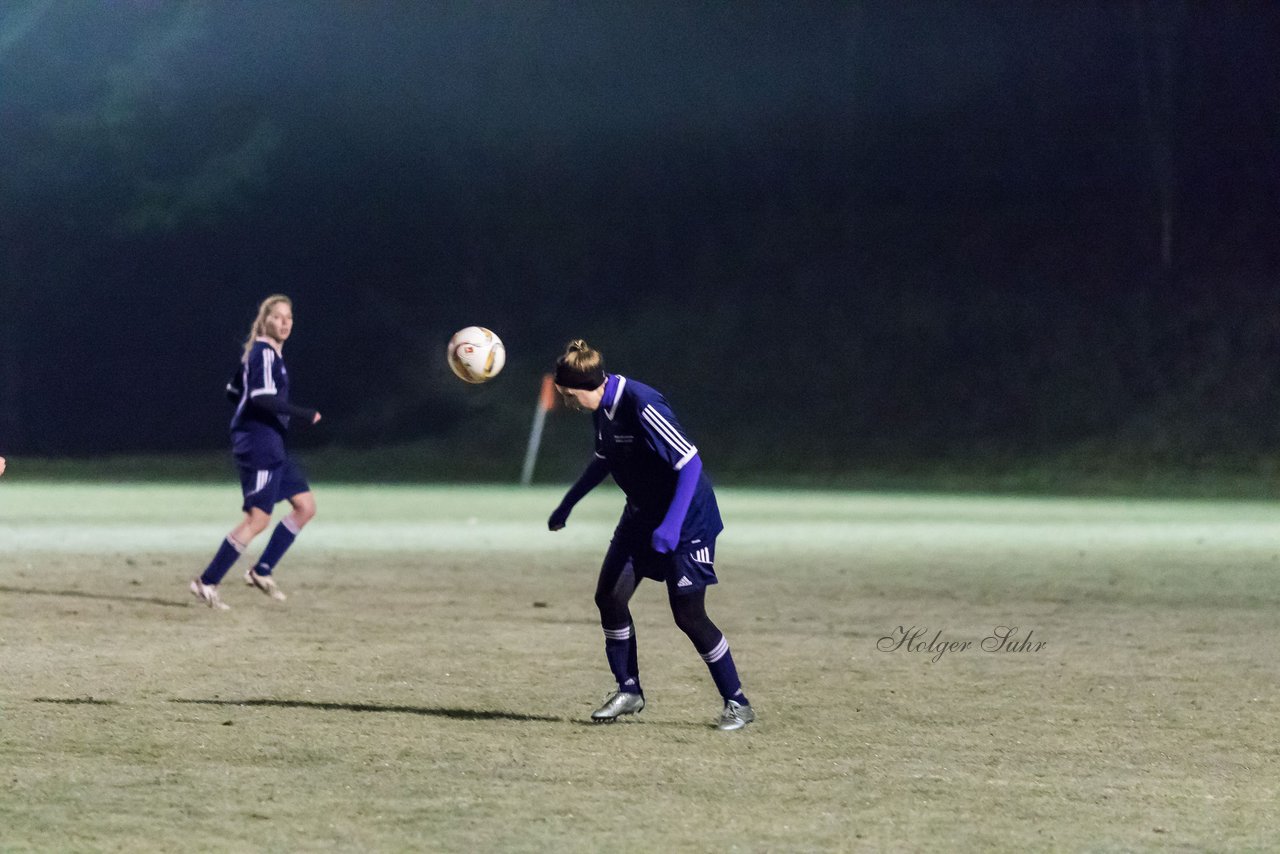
[877,625,1047,663]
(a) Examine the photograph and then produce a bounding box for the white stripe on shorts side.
[247,469,271,497]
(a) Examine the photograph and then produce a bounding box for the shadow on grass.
[568,718,697,730]
[0,584,187,609]
[33,697,119,705]
[170,697,567,723]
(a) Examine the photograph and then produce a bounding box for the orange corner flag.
[539,373,556,412]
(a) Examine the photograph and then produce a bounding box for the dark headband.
[554,359,605,390]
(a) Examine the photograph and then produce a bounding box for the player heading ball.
[547,339,755,731]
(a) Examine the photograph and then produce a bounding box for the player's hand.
[651,523,680,554]
[548,504,571,531]
[312,412,322,425]
[0,456,6,477]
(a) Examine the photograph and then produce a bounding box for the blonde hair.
[559,339,603,373]
[243,294,292,360]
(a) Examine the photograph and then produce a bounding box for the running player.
[190,295,321,610]
[547,339,754,731]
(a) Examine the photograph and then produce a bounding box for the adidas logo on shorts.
[677,576,693,588]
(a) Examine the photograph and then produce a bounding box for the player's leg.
[245,459,313,600]
[284,489,317,527]
[195,507,271,586]
[228,507,274,547]
[590,533,646,721]
[666,546,754,730]
[192,464,280,609]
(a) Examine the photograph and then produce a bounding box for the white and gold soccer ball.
[447,326,506,384]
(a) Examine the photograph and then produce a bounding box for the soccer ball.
[447,326,506,384]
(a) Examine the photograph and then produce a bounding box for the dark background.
[2,1,1278,486]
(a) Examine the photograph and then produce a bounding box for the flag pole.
[520,374,556,485]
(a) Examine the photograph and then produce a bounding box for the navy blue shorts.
[602,525,719,597]
[236,457,310,514]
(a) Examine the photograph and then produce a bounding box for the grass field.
[2,482,1279,851]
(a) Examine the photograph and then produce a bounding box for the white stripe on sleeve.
[250,348,277,397]
[673,446,698,471]
[264,349,276,393]
[641,405,695,456]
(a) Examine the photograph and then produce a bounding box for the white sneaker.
[244,567,287,601]
[190,578,230,610]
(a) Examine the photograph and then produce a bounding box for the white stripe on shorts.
[248,469,271,497]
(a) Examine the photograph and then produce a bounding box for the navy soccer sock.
[254,517,300,576]
[603,623,642,695]
[200,536,246,586]
[701,634,748,705]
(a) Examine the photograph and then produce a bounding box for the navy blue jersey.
[593,375,723,547]
[230,339,293,467]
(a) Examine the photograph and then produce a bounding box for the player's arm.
[652,454,701,553]
[548,455,610,531]
[637,400,700,553]
[247,393,321,425]
[243,346,320,424]
[225,366,244,403]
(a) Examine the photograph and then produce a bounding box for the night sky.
[1,2,1278,475]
